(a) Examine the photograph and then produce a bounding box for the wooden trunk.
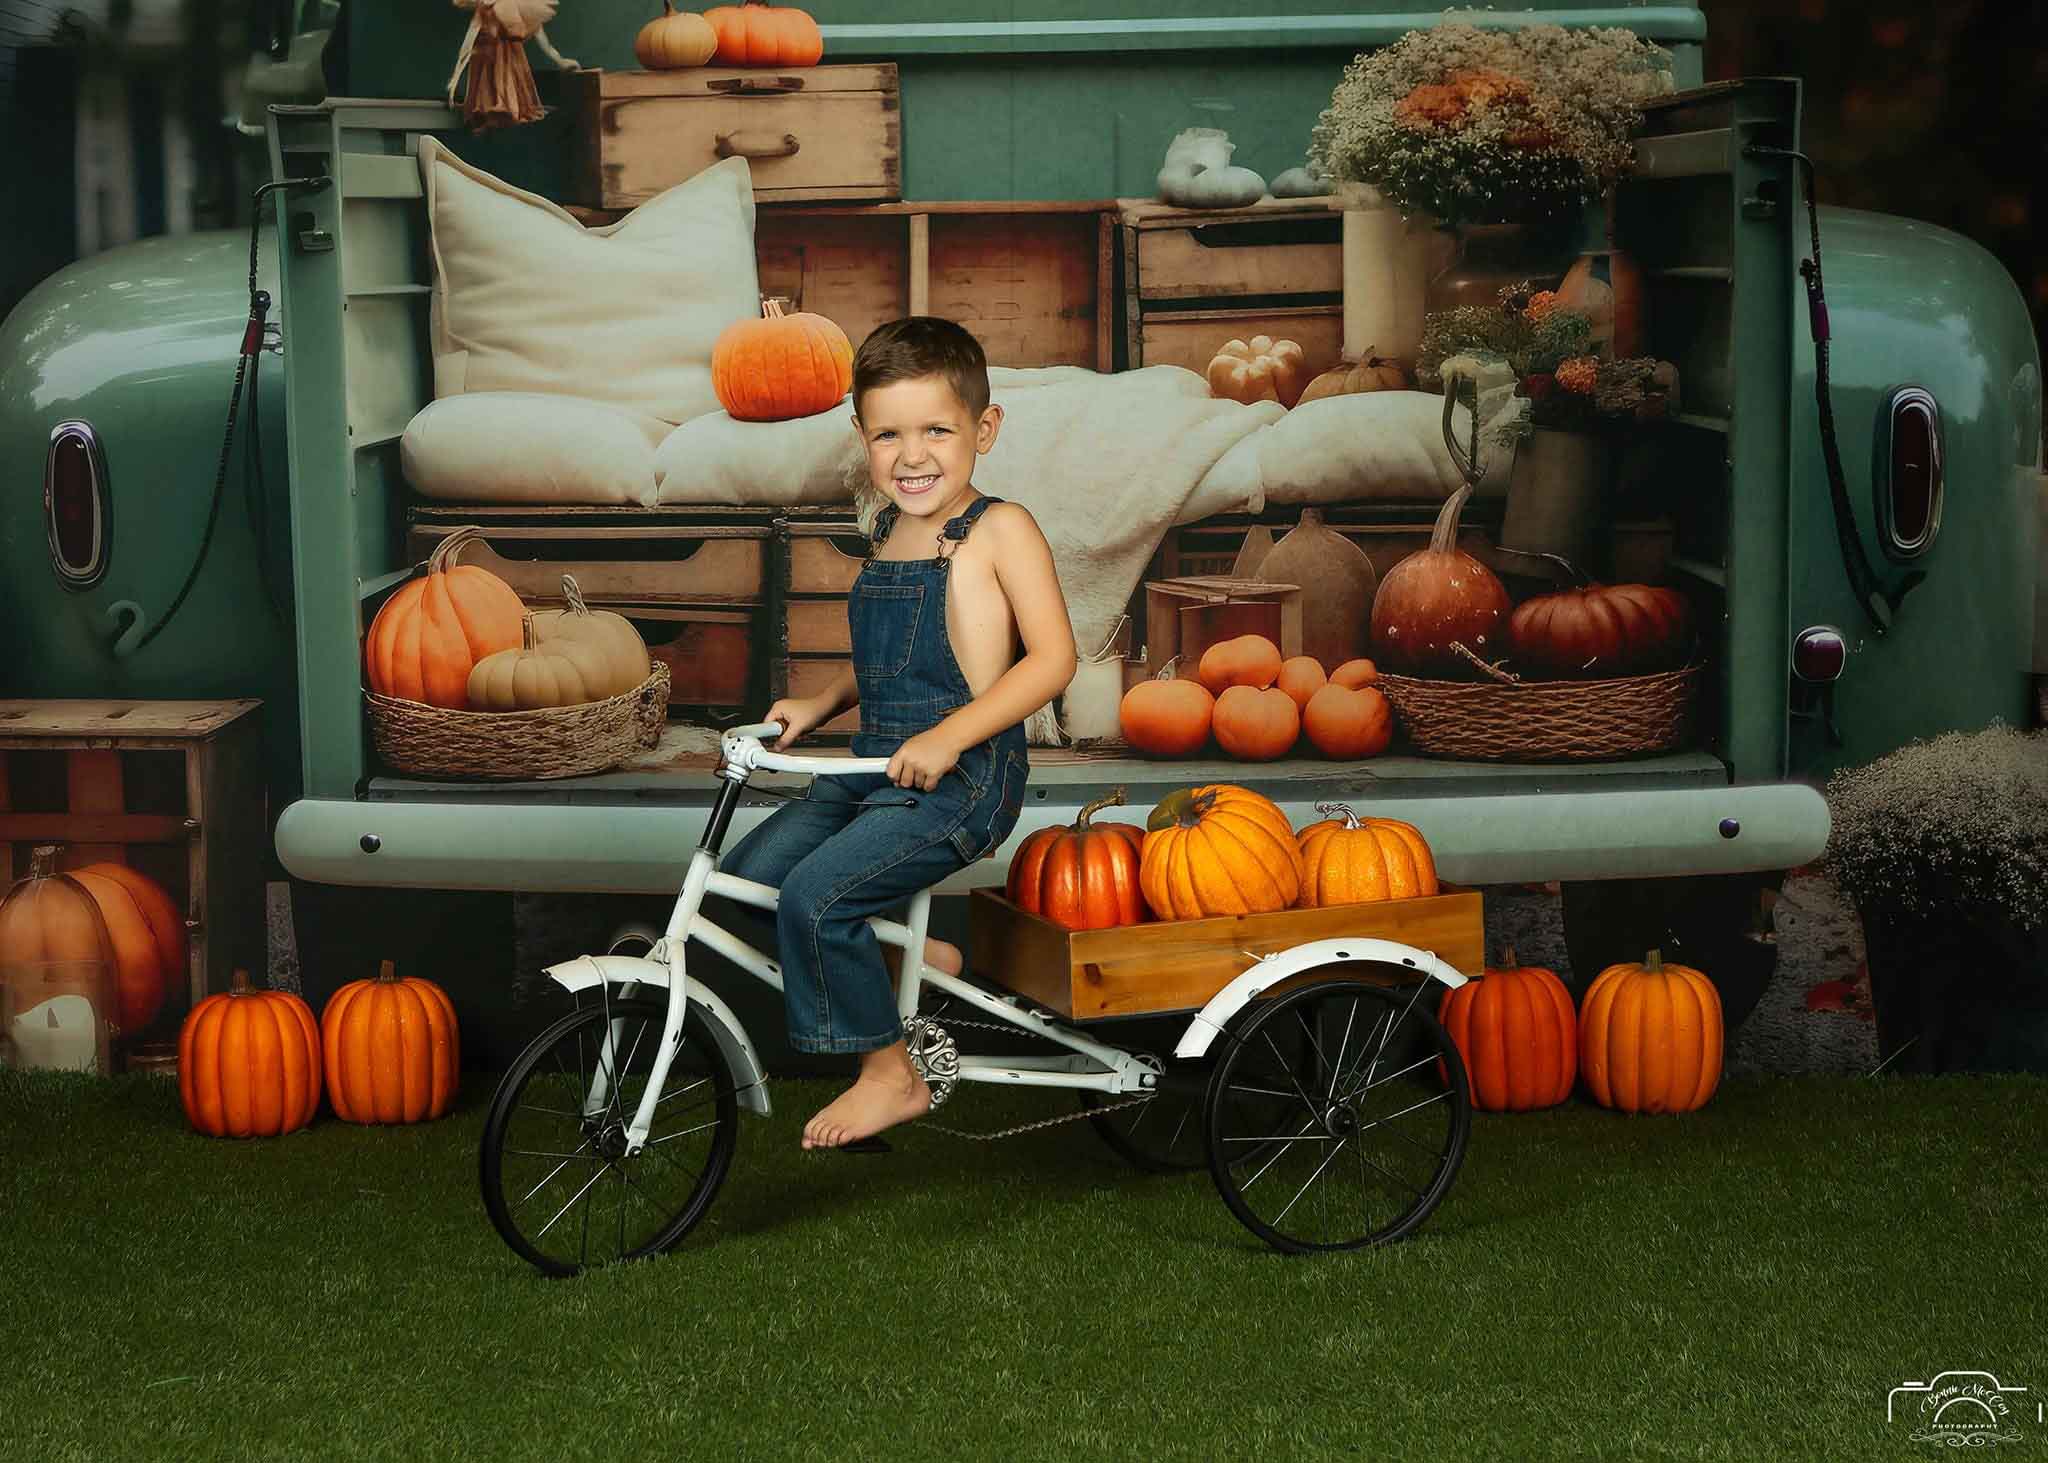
[1142,576,1303,680]
[969,887,1484,1022]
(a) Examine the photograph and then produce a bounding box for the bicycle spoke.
[1272,1134,1352,1227]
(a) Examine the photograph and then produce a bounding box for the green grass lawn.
[3,1066,2044,1461]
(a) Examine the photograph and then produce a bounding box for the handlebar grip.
[728,720,786,741]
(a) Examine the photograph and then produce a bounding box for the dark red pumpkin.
[1005,790,1147,930]
[1369,486,1511,676]
[1508,582,1694,678]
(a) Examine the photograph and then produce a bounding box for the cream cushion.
[653,397,861,506]
[401,393,661,508]
[417,136,760,428]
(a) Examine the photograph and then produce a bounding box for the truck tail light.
[44,420,111,591]
[1874,386,1942,560]
[1791,625,1847,683]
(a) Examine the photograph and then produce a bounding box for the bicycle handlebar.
[720,721,893,778]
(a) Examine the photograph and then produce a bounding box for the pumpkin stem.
[1157,655,1181,682]
[560,574,591,617]
[519,614,537,653]
[1076,789,1126,827]
[228,968,254,996]
[1428,485,1473,555]
[28,844,60,878]
[378,959,398,983]
[1646,947,1664,973]
[762,296,790,320]
[1499,942,1517,968]
[1312,800,1361,829]
[428,525,486,576]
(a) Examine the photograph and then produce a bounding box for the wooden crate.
[1134,303,1344,377]
[615,605,759,712]
[968,887,1484,1022]
[404,511,769,606]
[0,700,265,1030]
[1143,576,1302,680]
[569,64,901,208]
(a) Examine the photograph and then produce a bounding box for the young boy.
[724,316,1077,1150]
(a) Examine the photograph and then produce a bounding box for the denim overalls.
[721,494,1031,1054]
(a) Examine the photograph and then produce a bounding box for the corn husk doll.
[445,0,581,133]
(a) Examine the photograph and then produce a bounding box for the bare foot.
[883,937,963,988]
[803,1043,932,1149]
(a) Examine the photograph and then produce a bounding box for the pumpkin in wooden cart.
[713,297,854,421]
[703,0,822,65]
[1294,803,1437,907]
[1140,784,1303,919]
[179,970,323,1139]
[1295,351,1409,405]
[634,1,718,66]
[1005,791,1148,930]
[527,574,652,697]
[321,960,461,1125]
[1579,949,1724,1113]
[1508,582,1694,678]
[1438,948,1577,1111]
[364,526,526,709]
[1370,485,1511,675]
[1205,335,1313,409]
[1118,666,1213,757]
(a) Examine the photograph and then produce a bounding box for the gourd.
[1257,507,1377,671]
[1268,166,1329,199]
[1155,129,1266,209]
[1004,790,1148,930]
[1508,582,1694,679]
[1275,655,1326,710]
[320,959,461,1125]
[1211,684,1299,761]
[1140,785,1303,919]
[1437,947,1577,1111]
[1118,666,1214,757]
[634,2,718,67]
[712,297,854,421]
[1300,680,1392,759]
[69,862,182,1033]
[364,526,527,709]
[1296,352,1410,405]
[468,617,616,711]
[1230,524,1276,577]
[1294,802,1437,907]
[178,969,322,1139]
[702,0,822,65]
[1578,948,1724,1114]
[1370,485,1511,676]
[1195,633,1281,695]
[528,575,652,697]
[1206,336,1311,409]
[1329,657,1380,690]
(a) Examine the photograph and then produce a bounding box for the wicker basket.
[365,662,672,780]
[1377,659,1700,762]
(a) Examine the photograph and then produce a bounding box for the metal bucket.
[1500,428,1612,572]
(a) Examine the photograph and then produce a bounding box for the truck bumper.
[275,782,1830,895]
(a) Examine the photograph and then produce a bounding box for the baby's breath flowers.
[1309,19,1674,229]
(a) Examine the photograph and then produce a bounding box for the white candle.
[1062,657,1126,741]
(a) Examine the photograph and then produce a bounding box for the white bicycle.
[478,722,1474,1276]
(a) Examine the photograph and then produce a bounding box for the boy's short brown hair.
[851,316,990,419]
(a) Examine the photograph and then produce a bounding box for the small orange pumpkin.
[712,297,854,421]
[179,969,322,1139]
[365,526,527,709]
[1294,802,1437,907]
[1205,335,1313,408]
[321,959,461,1125]
[1005,790,1148,930]
[1329,657,1380,690]
[703,0,823,66]
[1300,680,1392,759]
[1140,784,1303,919]
[1119,664,1214,757]
[1296,351,1410,405]
[1438,947,1577,1112]
[1579,948,1724,1113]
[635,1,719,67]
[1275,655,1327,709]
[1212,684,1300,761]
[1196,633,1282,695]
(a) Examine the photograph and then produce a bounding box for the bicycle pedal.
[835,1136,893,1154]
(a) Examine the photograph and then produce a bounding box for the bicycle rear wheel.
[479,990,741,1277]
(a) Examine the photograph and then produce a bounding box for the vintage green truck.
[4,3,2041,1060]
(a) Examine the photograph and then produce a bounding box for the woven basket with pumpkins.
[1371,486,1701,761]
[363,528,669,780]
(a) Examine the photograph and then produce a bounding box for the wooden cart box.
[969,887,1484,1022]
[570,64,901,208]
[1143,576,1302,679]
[0,700,265,1031]
[405,510,769,606]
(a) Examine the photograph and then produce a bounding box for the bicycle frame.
[612,724,1160,1154]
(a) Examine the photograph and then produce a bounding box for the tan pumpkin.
[1370,485,1511,676]
[1196,633,1282,695]
[1140,784,1303,919]
[364,527,527,709]
[321,959,461,1125]
[704,0,823,64]
[1294,802,1437,907]
[712,297,854,421]
[635,1,718,67]
[1300,680,1392,759]
[1275,655,1327,709]
[1438,947,1577,1112]
[1508,582,1694,678]
[468,616,616,711]
[1296,351,1410,405]
[1212,684,1300,761]
[528,575,651,698]
[1230,524,1276,577]
[1119,664,1214,757]
[1004,790,1148,931]
[1257,508,1378,672]
[179,969,322,1139]
[1579,949,1724,1113]
[1205,335,1313,408]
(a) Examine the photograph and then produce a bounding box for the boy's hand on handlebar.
[761,697,825,749]
[887,729,961,791]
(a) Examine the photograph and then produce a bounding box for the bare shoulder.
[980,501,1051,550]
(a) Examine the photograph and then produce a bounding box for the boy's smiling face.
[853,374,1002,522]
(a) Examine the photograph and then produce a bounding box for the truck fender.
[1171,937,1469,1062]
[542,953,771,1117]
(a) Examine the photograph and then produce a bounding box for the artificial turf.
[3,1066,2042,1460]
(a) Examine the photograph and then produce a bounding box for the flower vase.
[1424,222,1572,318]
[1334,182,1434,366]
[1499,426,1611,576]
[1555,193,1647,359]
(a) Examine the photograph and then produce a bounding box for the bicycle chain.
[905,1006,1161,1143]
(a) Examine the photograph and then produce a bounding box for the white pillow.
[653,400,861,506]
[418,136,761,429]
[401,393,660,508]
[1243,390,1508,505]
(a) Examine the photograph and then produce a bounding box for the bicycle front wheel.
[479,991,742,1277]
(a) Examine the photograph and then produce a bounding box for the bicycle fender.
[543,953,772,1116]
[1170,937,1469,1062]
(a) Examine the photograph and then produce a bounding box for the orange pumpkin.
[1296,351,1409,405]
[1275,655,1327,709]
[703,1,823,66]
[1196,633,1282,695]
[1294,802,1437,907]
[178,969,322,1138]
[1140,784,1303,919]
[1438,948,1577,1111]
[1508,582,1694,678]
[635,1,718,67]
[1300,680,1392,759]
[1205,335,1313,408]
[1370,485,1511,676]
[1005,790,1148,930]
[0,846,119,1070]
[70,862,184,1033]
[712,297,854,421]
[1212,684,1299,761]
[321,959,461,1125]
[1579,948,1724,1113]
[1119,667,1214,757]
[364,526,526,709]
[1329,657,1380,690]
